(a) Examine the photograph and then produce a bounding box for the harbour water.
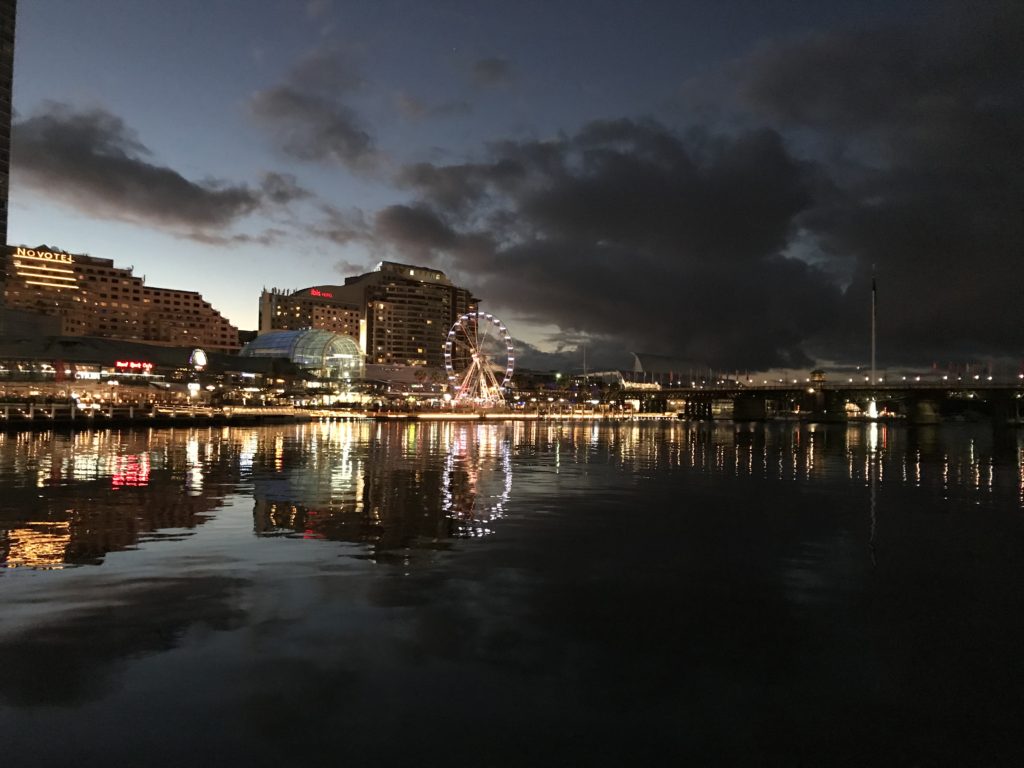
[1,421,1023,765]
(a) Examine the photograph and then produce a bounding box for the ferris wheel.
[443,311,515,405]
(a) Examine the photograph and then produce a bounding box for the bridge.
[649,379,1024,424]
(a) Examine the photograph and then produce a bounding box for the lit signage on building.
[190,348,208,369]
[115,360,154,372]
[13,246,74,264]
[11,246,79,291]
[309,288,334,298]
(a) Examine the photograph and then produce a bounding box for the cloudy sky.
[9,0,1022,371]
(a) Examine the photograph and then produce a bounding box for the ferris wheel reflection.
[441,424,513,537]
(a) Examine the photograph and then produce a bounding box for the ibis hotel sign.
[12,246,75,264]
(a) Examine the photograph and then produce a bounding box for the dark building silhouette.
[0,1,15,333]
[0,0,12,248]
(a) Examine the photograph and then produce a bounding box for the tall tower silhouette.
[0,0,14,331]
[0,0,13,247]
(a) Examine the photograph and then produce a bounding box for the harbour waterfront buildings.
[3,244,240,351]
[0,251,483,407]
[259,261,478,369]
[0,334,290,405]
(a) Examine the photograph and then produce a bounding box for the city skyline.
[8,1,1022,371]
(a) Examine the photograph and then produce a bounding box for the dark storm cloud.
[741,1,1024,363]
[250,44,378,171]
[250,86,376,170]
[188,228,288,247]
[372,203,494,266]
[377,119,837,369]
[333,257,369,276]
[375,204,459,256]
[398,158,525,214]
[259,171,312,205]
[367,4,1022,369]
[12,104,273,235]
[313,204,372,247]
[471,57,513,87]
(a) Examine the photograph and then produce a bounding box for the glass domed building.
[239,329,363,381]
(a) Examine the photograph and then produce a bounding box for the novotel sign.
[309,288,334,298]
[13,246,74,264]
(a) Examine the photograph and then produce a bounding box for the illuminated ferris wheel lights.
[444,311,514,406]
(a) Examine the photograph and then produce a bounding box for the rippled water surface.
[1,421,1023,766]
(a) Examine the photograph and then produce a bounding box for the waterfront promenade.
[0,401,674,430]
[0,397,1021,432]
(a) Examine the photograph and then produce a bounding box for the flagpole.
[871,269,877,387]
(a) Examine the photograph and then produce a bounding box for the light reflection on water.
[0,421,1022,568]
[1,421,1024,764]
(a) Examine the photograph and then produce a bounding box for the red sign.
[112,455,151,489]
[115,360,154,372]
[309,288,334,298]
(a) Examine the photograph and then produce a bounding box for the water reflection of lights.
[239,432,258,471]
[441,425,513,538]
[2,422,1022,569]
[0,429,249,568]
[3,521,72,569]
[184,435,204,495]
[111,454,151,489]
[943,454,949,498]
[274,434,285,471]
[1019,446,1024,508]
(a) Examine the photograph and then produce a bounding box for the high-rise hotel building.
[4,244,240,350]
[259,261,478,368]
